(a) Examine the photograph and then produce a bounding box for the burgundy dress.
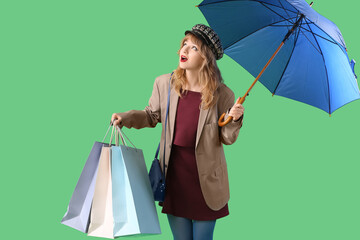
[161,89,229,221]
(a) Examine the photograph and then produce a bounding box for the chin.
[179,63,187,70]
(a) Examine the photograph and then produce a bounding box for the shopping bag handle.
[102,124,113,143]
[116,125,137,150]
[101,124,126,146]
[102,122,137,149]
[109,124,116,147]
[115,125,126,146]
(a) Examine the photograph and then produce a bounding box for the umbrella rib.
[298,26,339,46]
[267,16,297,26]
[199,0,298,14]
[272,20,301,95]
[304,18,331,114]
[298,28,321,54]
[305,19,347,53]
[270,25,296,27]
[224,17,297,51]
[277,0,294,27]
[259,0,298,15]
[259,2,295,24]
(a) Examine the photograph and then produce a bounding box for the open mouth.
[181,55,188,62]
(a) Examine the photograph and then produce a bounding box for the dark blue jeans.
[167,214,216,240]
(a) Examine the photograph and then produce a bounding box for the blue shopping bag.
[111,126,161,237]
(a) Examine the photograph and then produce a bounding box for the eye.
[192,46,198,51]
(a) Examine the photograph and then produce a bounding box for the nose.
[183,45,189,54]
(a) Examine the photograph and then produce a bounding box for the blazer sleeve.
[219,90,244,145]
[116,77,161,129]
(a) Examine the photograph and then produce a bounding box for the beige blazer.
[117,73,243,210]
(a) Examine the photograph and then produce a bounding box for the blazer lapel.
[169,87,179,144]
[195,105,209,149]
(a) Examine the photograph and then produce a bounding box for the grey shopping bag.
[61,125,114,233]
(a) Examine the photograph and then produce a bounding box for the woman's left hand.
[228,97,244,121]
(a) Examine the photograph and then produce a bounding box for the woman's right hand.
[111,113,122,127]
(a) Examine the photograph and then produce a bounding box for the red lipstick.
[181,55,188,62]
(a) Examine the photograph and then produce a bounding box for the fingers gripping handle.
[218,96,245,127]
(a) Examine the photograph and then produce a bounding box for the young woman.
[111,24,244,240]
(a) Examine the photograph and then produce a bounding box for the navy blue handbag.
[148,144,166,202]
[148,72,173,202]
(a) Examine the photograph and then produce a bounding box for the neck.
[185,70,202,91]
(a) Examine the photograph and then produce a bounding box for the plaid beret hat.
[185,24,224,60]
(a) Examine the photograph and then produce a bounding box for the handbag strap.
[154,71,174,179]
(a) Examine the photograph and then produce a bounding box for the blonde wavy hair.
[173,33,224,110]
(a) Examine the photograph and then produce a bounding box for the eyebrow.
[184,40,198,46]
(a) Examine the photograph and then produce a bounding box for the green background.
[1,0,359,239]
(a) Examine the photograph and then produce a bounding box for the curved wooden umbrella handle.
[218,96,245,127]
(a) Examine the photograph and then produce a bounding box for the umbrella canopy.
[198,0,360,114]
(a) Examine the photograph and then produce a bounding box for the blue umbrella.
[196,0,360,125]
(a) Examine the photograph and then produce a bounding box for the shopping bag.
[88,126,127,238]
[112,126,161,237]
[61,125,114,233]
[111,146,134,236]
[87,128,116,239]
